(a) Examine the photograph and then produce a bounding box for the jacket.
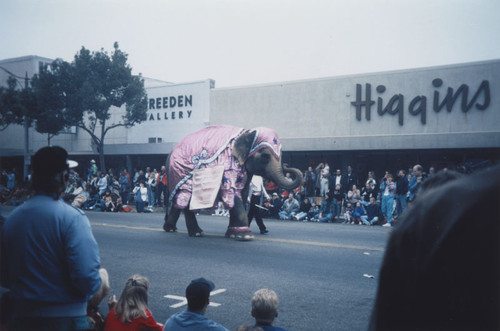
[2,194,101,318]
[163,310,229,331]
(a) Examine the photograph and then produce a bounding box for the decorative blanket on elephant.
[169,126,247,210]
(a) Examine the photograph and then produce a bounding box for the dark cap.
[185,278,215,310]
[32,146,78,176]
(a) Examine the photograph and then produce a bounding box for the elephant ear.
[232,130,257,165]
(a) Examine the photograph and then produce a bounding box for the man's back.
[164,310,229,331]
[3,194,101,317]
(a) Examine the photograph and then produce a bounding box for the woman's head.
[115,275,150,323]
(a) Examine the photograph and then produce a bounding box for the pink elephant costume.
[168,125,282,211]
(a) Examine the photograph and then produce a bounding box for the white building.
[1,55,498,179]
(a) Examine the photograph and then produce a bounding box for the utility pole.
[24,72,30,182]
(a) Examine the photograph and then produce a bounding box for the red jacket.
[104,308,163,331]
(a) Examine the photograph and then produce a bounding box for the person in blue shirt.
[163,278,229,331]
[1,146,102,331]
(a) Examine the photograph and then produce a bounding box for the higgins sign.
[127,79,213,144]
[351,79,491,126]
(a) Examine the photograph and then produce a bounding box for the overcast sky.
[1,0,499,88]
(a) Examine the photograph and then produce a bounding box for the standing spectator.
[247,175,270,234]
[331,184,344,220]
[156,165,168,207]
[250,289,289,331]
[133,168,141,186]
[314,163,325,196]
[361,197,381,225]
[163,278,229,331]
[303,167,315,198]
[278,192,300,220]
[97,172,108,196]
[104,275,163,331]
[332,169,347,194]
[408,164,424,203]
[133,181,148,213]
[319,171,329,197]
[6,170,15,190]
[395,169,409,218]
[380,173,396,227]
[146,172,157,210]
[345,165,358,191]
[1,146,101,330]
[88,159,98,181]
[119,171,131,204]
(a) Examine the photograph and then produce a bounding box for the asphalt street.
[1,205,392,330]
[88,209,391,331]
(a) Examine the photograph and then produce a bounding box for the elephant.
[162,125,303,240]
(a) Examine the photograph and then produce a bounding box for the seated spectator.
[278,192,300,220]
[313,192,336,223]
[163,277,229,331]
[361,197,381,225]
[352,201,366,225]
[346,184,361,205]
[250,289,289,331]
[343,201,354,224]
[104,275,163,331]
[72,183,90,208]
[268,193,282,219]
[119,171,131,204]
[87,268,110,331]
[294,197,312,221]
[360,182,376,207]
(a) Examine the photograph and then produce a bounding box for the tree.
[31,60,72,144]
[36,42,148,171]
[0,76,37,131]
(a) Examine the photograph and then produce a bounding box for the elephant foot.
[225,226,254,241]
[189,231,204,237]
[163,222,177,233]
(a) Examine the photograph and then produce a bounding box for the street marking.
[91,222,385,251]
[164,289,227,308]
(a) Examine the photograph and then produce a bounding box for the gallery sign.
[350,79,491,126]
[127,79,213,144]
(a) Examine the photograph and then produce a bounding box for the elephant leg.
[163,207,180,232]
[184,209,203,237]
[225,196,254,241]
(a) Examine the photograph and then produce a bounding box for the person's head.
[429,166,436,174]
[105,190,111,196]
[399,169,406,177]
[285,172,291,178]
[307,166,313,172]
[251,289,280,325]
[186,277,215,313]
[352,184,357,191]
[386,173,393,182]
[348,165,353,173]
[336,169,341,176]
[347,201,352,207]
[31,146,78,199]
[356,201,361,207]
[88,268,110,310]
[146,167,151,173]
[368,171,374,179]
[413,164,423,177]
[288,192,294,200]
[370,197,376,205]
[365,182,371,189]
[272,193,279,199]
[90,159,96,165]
[303,197,310,204]
[115,275,150,323]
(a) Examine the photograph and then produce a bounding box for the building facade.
[1,55,498,180]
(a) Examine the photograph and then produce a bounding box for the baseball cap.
[185,278,215,308]
[32,146,78,176]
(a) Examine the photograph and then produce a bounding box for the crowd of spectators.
[256,162,446,227]
[0,160,170,214]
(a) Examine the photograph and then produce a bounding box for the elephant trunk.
[266,159,303,190]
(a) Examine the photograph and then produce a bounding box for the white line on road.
[164,289,227,308]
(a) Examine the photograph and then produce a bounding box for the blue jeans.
[314,212,333,222]
[295,211,308,220]
[395,194,407,217]
[361,215,379,225]
[381,195,395,223]
[279,211,296,220]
